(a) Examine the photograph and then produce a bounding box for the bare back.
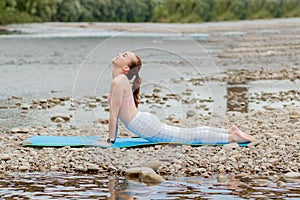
[109,74,138,125]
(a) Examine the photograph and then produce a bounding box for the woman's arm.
[107,76,124,142]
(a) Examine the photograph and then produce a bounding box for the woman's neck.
[112,63,128,78]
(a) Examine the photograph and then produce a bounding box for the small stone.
[51,115,71,122]
[146,161,161,171]
[88,102,97,108]
[277,181,286,187]
[248,140,260,147]
[54,117,65,123]
[38,165,46,172]
[254,179,271,186]
[263,105,276,110]
[126,167,165,184]
[86,163,100,171]
[223,143,239,150]
[218,165,225,173]
[75,165,87,172]
[40,99,48,103]
[203,173,210,178]
[49,98,61,104]
[238,182,251,189]
[50,166,59,171]
[0,154,11,161]
[108,165,117,172]
[153,87,162,93]
[197,168,206,173]
[11,96,22,100]
[235,173,248,178]
[216,174,227,182]
[29,150,37,156]
[97,119,109,124]
[10,128,20,133]
[284,172,300,179]
[187,179,202,184]
[20,104,31,110]
[186,110,197,118]
[239,176,252,183]
[10,127,29,133]
[19,165,30,172]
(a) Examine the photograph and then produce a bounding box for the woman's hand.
[95,138,113,147]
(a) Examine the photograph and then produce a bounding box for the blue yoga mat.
[22,136,249,148]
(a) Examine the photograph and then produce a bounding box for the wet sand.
[0,19,300,192]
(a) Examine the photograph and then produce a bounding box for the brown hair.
[126,53,142,108]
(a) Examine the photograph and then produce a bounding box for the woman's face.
[112,52,136,68]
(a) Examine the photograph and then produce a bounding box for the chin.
[112,57,118,62]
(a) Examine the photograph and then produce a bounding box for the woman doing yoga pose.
[99,52,255,146]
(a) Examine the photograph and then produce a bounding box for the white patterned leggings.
[126,112,228,144]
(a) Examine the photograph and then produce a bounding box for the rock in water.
[54,117,65,123]
[125,167,165,184]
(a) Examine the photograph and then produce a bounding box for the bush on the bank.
[0,10,41,24]
[0,0,300,25]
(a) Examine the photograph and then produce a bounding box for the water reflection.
[0,172,299,199]
[227,86,248,113]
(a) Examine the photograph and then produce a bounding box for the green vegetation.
[0,0,300,25]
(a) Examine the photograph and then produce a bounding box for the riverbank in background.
[1,0,300,25]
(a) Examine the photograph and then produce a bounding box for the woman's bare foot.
[228,125,255,143]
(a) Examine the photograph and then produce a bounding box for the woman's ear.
[122,65,130,73]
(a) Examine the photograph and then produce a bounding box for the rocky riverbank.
[0,103,299,185]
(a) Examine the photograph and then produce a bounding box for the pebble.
[146,161,161,171]
[235,173,248,178]
[203,173,210,178]
[88,102,97,108]
[257,179,272,186]
[19,165,30,172]
[216,174,227,182]
[223,143,239,150]
[153,87,162,93]
[277,181,286,187]
[0,154,11,161]
[20,104,31,110]
[10,128,29,133]
[284,172,300,179]
[239,176,252,183]
[51,115,71,122]
[75,165,87,172]
[50,166,59,171]
[54,117,65,123]
[186,110,197,118]
[86,163,100,171]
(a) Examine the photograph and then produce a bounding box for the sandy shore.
[1,19,300,186]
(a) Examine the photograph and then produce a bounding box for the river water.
[1,172,300,199]
[1,20,300,199]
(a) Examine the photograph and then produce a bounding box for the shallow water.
[1,36,298,130]
[1,172,299,199]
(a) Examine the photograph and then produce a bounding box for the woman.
[99,52,255,146]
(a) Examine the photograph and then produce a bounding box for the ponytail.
[132,74,141,107]
[126,53,142,108]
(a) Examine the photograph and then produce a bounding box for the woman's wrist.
[107,138,115,144]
